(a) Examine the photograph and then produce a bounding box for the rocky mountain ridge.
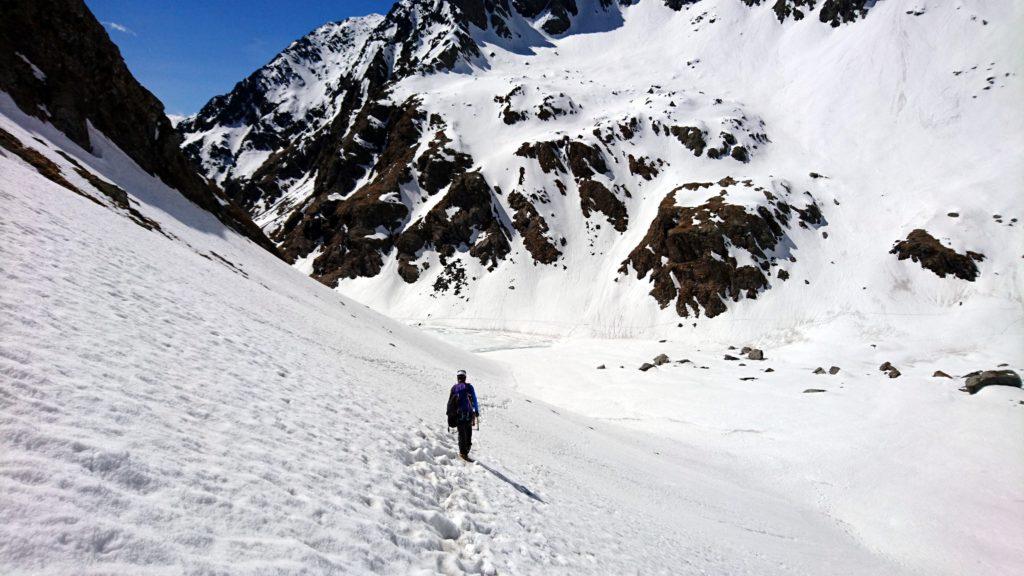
[0,0,278,254]
[176,0,1019,335]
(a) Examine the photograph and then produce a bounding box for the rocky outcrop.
[741,0,872,25]
[620,179,819,318]
[274,99,426,283]
[628,155,661,180]
[396,171,512,274]
[417,120,474,194]
[515,140,566,173]
[516,137,629,233]
[879,362,901,379]
[663,0,700,10]
[579,180,628,233]
[508,191,561,264]
[819,0,872,27]
[0,0,277,254]
[890,229,983,281]
[961,370,1022,395]
[512,0,580,35]
[669,126,707,157]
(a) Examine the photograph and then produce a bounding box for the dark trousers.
[456,420,473,455]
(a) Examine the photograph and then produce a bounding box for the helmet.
[456,369,467,378]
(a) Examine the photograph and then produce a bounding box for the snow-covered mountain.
[177,0,1023,341]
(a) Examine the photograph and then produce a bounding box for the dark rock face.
[769,0,817,22]
[890,229,983,281]
[513,0,580,35]
[628,155,661,180]
[579,181,629,233]
[494,86,529,124]
[741,0,872,25]
[274,99,426,284]
[620,180,817,318]
[508,191,561,264]
[819,0,872,27]
[0,0,276,253]
[669,126,706,157]
[517,138,629,233]
[271,98,515,287]
[961,370,1022,395]
[398,171,512,272]
[663,0,700,10]
[417,121,474,194]
[515,140,566,173]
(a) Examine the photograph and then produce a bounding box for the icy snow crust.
[331,0,1024,341]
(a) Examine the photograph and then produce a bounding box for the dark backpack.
[446,383,473,426]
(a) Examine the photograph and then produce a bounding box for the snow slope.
[0,95,958,575]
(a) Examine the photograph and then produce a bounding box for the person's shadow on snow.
[476,462,545,504]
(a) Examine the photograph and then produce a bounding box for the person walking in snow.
[447,369,479,462]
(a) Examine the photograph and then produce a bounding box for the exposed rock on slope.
[0,0,277,254]
[961,370,1022,395]
[739,0,873,25]
[890,229,984,281]
[620,178,823,317]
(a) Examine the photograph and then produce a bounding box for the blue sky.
[86,1,395,116]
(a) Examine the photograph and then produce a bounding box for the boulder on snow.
[597,364,606,370]
[724,354,740,361]
[740,346,752,354]
[890,229,984,281]
[639,362,656,372]
[653,354,670,366]
[828,366,840,375]
[813,367,826,374]
[803,388,827,394]
[879,362,901,378]
[961,370,1022,395]
[932,370,952,378]
[747,348,764,361]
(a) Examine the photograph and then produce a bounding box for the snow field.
[1,104,922,574]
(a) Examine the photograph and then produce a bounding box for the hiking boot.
[459,453,474,462]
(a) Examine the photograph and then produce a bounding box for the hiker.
[447,369,479,461]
